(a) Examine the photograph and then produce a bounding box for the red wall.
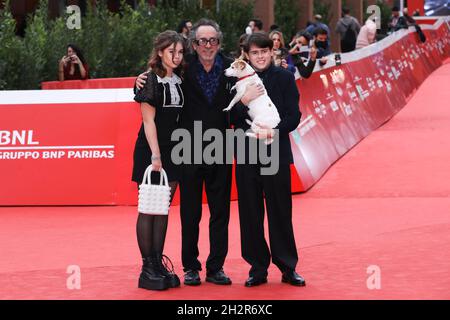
[1,19,449,206]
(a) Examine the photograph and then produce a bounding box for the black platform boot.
[155,253,181,288]
[138,256,168,291]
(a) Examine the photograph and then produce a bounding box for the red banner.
[1,18,449,205]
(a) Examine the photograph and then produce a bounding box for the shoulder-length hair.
[269,30,285,49]
[148,30,185,78]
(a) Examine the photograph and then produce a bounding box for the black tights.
[136,179,178,258]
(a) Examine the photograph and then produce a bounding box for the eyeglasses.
[194,38,220,46]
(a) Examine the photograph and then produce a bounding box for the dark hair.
[296,30,313,42]
[177,20,191,33]
[314,27,328,36]
[392,6,400,12]
[148,30,185,78]
[190,18,223,44]
[251,19,263,31]
[342,7,350,15]
[243,32,273,53]
[67,44,86,65]
[269,24,279,32]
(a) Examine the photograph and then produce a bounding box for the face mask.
[315,40,327,49]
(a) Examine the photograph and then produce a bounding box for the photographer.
[58,44,89,81]
[269,30,296,74]
[288,31,317,79]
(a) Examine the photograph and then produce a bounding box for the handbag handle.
[142,165,169,187]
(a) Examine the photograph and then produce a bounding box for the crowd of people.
[58,6,421,83]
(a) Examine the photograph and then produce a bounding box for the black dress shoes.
[244,276,268,287]
[282,270,306,286]
[206,269,232,285]
[184,270,201,286]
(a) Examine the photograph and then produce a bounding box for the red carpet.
[1,61,450,300]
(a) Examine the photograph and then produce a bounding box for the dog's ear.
[236,60,246,71]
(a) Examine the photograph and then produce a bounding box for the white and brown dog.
[223,59,280,144]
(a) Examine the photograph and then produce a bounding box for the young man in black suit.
[231,32,306,287]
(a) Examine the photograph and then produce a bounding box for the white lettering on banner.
[42,151,66,159]
[348,91,358,102]
[330,101,339,112]
[0,149,114,160]
[67,150,115,159]
[342,103,353,116]
[0,130,39,145]
[313,100,327,119]
[298,115,317,137]
[0,130,115,161]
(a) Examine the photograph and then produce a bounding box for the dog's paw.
[245,119,253,126]
[245,132,257,139]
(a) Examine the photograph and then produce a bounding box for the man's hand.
[310,46,317,61]
[136,72,148,90]
[252,122,275,140]
[319,57,328,66]
[240,82,264,106]
[289,44,300,55]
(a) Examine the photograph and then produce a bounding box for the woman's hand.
[71,55,81,65]
[60,56,69,66]
[241,82,264,106]
[281,59,288,69]
[151,155,162,172]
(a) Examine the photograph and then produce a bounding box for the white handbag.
[138,165,171,215]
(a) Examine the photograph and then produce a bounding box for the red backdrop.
[1,18,449,206]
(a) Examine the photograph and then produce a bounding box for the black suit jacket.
[177,52,235,163]
[179,52,234,133]
[230,64,301,165]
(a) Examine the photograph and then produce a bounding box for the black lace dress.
[131,71,184,184]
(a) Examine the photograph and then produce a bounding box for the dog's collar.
[237,72,256,82]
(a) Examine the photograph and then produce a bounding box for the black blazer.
[179,52,235,133]
[230,64,301,165]
[177,52,235,163]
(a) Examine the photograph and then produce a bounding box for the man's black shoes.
[206,269,232,285]
[184,270,201,286]
[244,276,268,287]
[282,270,306,286]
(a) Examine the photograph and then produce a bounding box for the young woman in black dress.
[132,31,185,291]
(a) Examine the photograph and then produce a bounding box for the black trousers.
[179,164,232,273]
[235,163,298,278]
